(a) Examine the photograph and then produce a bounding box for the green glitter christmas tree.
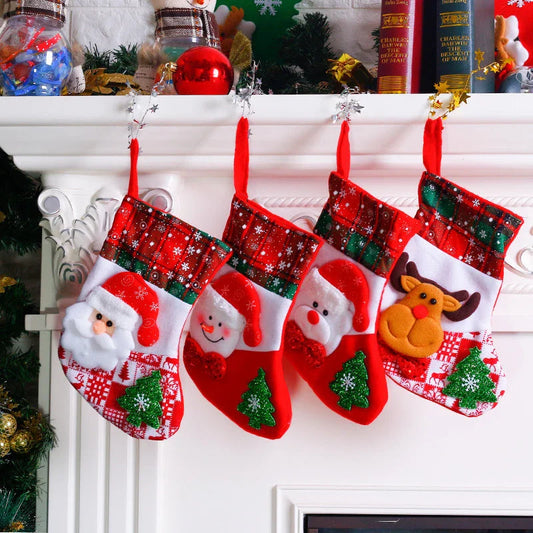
[330,351,370,410]
[118,371,163,429]
[442,347,497,410]
[237,368,276,430]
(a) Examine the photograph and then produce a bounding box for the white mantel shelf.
[1,93,533,178]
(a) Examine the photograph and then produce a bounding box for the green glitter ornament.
[442,347,497,410]
[330,351,370,410]
[117,371,163,429]
[237,368,276,430]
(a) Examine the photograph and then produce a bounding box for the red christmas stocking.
[183,117,321,439]
[59,139,231,439]
[284,121,421,425]
[379,118,524,416]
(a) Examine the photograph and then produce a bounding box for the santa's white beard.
[292,305,353,357]
[61,302,135,372]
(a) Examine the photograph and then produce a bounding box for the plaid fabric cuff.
[155,8,220,49]
[417,172,524,280]
[100,196,231,305]
[4,0,67,22]
[315,173,421,277]
[223,196,321,300]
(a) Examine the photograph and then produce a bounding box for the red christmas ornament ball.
[172,46,234,95]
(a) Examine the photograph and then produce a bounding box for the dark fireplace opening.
[305,515,533,533]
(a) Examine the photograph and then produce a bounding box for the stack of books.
[377,0,495,94]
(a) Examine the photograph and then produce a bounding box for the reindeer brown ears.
[391,253,481,322]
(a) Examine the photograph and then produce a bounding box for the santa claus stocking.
[59,139,231,439]
[183,117,321,439]
[284,121,421,425]
[379,118,524,416]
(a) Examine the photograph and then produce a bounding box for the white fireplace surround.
[4,94,532,533]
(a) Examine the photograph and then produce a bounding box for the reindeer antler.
[390,252,410,293]
[405,261,481,322]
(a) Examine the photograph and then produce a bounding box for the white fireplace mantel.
[5,94,533,533]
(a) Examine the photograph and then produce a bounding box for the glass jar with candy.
[0,0,72,96]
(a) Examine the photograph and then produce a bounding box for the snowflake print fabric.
[379,118,523,417]
[58,139,232,439]
[184,117,322,439]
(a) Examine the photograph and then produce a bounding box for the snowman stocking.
[183,117,321,439]
[379,118,524,416]
[284,121,421,425]
[59,139,231,439]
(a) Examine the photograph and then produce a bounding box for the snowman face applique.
[291,268,355,356]
[189,285,246,358]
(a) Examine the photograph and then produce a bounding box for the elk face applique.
[378,253,481,358]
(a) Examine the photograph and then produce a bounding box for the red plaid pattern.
[315,173,421,277]
[417,172,523,280]
[384,330,505,417]
[60,347,184,440]
[101,196,231,305]
[223,196,321,299]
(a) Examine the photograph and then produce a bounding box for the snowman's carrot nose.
[201,323,215,334]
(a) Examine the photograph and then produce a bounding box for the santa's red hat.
[318,260,370,332]
[211,271,262,347]
[86,272,160,346]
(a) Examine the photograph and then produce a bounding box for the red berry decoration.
[172,46,234,95]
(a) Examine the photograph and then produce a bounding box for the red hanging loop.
[336,120,351,179]
[423,117,443,176]
[128,138,140,198]
[234,116,250,199]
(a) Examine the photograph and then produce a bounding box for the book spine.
[377,0,424,94]
[436,0,473,91]
[472,0,495,92]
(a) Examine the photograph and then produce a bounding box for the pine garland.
[83,43,139,76]
[0,150,42,256]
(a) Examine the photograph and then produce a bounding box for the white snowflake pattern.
[246,301,257,311]
[187,245,196,255]
[272,278,280,287]
[464,254,474,265]
[479,229,487,239]
[247,394,261,411]
[456,194,463,203]
[507,0,533,7]
[254,0,282,15]
[132,240,139,248]
[254,225,265,235]
[231,257,239,267]
[173,246,183,256]
[135,287,149,300]
[434,212,441,221]
[279,261,287,270]
[296,242,304,251]
[340,373,356,391]
[181,263,190,272]
[477,253,485,262]
[473,199,481,207]
[286,247,293,256]
[150,302,159,312]
[363,225,374,235]
[135,393,150,411]
[194,231,203,241]
[461,374,480,392]
[265,264,274,273]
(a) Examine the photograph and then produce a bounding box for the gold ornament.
[8,521,24,532]
[0,435,10,457]
[10,430,33,454]
[0,412,17,437]
[0,277,17,294]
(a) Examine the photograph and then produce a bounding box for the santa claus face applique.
[292,268,355,356]
[189,285,247,358]
[61,272,160,372]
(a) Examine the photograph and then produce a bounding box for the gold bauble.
[0,435,10,457]
[0,412,17,438]
[10,430,32,454]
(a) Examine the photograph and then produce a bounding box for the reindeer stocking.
[59,139,231,439]
[379,118,524,416]
[183,117,321,439]
[284,121,421,425]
